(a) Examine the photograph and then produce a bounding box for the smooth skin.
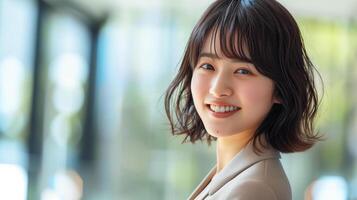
[190,33,280,174]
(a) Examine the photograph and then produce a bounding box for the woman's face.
[191,35,279,138]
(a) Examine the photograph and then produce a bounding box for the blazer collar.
[187,167,216,200]
[208,140,280,195]
[187,139,280,200]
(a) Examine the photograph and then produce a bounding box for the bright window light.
[313,175,348,200]
[0,164,28,200]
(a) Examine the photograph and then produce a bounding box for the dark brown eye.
[200,63,214,70]
[235,69,251,75]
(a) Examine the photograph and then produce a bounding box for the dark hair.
[164,0,322,153]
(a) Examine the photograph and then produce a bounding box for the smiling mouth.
[206,104,241,113]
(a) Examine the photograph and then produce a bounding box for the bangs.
[189,0,254,67]
[208,24,252,63]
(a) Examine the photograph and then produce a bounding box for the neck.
[215,130,254,174]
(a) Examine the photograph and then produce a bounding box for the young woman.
[165,0,321,199]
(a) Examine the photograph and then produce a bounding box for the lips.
[208,104,240,112]
[205,103,241,118]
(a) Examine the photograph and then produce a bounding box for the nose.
[209,72,233,97]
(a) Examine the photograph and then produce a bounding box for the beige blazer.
[187,141,292,200]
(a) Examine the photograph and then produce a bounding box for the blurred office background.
[0,0,356,199]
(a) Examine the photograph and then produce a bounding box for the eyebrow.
[199,52,252,63]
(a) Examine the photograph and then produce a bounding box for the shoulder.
[229,180,276,199]
[224,159,292,200]
[225,179,280,200]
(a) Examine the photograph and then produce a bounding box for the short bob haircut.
[164,0,322,153]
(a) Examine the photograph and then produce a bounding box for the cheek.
[241,81,275,109]
[191,73,208,102]
[190,74,199,100]
[246,87,273,102]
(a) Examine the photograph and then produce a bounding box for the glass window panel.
[0,0,37,199]
[39,11,90,200]
[0,0,37,140]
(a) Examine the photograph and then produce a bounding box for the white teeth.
[210,105,239,113]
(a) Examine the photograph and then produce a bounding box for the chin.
[206,128,239,138]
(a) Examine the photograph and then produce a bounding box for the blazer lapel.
[187,166,216,200]
[207,141,280,196]
[187,138,280,199]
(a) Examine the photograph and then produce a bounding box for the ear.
[272,89,282,104]
[273,96,282,104]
